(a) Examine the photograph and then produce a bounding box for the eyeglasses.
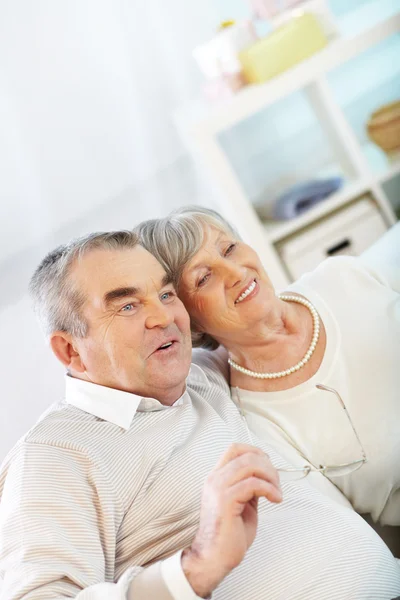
[235,384,367,483]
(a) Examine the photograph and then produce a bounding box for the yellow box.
[239,13,328,84]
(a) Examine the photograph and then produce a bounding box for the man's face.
[69,245,192,403]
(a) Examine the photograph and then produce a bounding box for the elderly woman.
[137,207,400,527]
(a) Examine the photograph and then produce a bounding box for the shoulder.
[0,402,76,467]
[1,402,96,474]
[294,255,365,283]
[0,437,92,504]
[23,401,101,451]
[1,401,117,484]
[359,223,400,292]
[290,254,398,297]
[190,347,230,395]
[0,419,120,508]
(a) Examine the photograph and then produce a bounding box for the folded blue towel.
[254,177,344,221]
[272,177,343,220]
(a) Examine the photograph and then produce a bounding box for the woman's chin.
[234,284,275,323]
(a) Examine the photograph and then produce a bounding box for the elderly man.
[0,230,399,600]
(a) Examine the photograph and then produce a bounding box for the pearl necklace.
[228,294,320,379]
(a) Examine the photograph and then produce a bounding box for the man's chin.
[149,359,191,391]
[146,374,188,405]
[151,360,190,381]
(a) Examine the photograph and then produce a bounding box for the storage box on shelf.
[175,12,400,288]
[276,194,388,281]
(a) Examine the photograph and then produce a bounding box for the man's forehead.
[71,245,167,292]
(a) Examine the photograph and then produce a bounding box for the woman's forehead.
[183,225,233,273]
[202,224,232,245]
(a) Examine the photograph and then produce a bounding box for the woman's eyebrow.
[188,231,229,272]
[188,261,204,272]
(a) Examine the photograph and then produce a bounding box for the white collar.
[65,364,209,430]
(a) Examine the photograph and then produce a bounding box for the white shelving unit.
[176,12,400,289]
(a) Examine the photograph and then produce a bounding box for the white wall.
[0,298,65,454]
[0,0,220,262]
[0,156,218,461]
[0,0,225,460]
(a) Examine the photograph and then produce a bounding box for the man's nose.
[145,301,174,329]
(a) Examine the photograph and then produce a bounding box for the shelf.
[363,141,400,183]
[177,13,400,136]
[176,9,399,288]
[261,179,370,244]
[336,0,400,37]
[377,156,400,184]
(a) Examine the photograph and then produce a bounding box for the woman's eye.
[224,243,236,256]
[197,273,210,288]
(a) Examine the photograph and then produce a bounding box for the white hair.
[135,206,239,350]
[30,230,139,338]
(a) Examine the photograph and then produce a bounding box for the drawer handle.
[326,238,351,256]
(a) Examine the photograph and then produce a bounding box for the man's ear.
[50,332,86,373]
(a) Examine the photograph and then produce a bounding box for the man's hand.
[182,443,282,598]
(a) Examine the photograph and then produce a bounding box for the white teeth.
[159,342,173,349]
[236,280,256,304]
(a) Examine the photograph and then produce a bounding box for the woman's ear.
[50,332,86,373]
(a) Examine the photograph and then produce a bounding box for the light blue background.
[213,0,400,213]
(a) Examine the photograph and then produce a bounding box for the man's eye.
[224,243,236,256]
[160,291,174,302]
[120,303,135,312]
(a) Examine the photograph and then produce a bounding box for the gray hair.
[135,206,239,350]
[30,230,139,338]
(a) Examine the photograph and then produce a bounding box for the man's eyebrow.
[103,287,140,306]
[162,273,173,287]
[103,274,173,306]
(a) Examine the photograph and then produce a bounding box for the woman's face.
[179,226,276,343]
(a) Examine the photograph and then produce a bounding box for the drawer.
[277,196,388,281]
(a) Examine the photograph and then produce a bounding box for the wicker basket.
[366,100,400,154]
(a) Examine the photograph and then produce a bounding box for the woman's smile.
[234,278,259,305]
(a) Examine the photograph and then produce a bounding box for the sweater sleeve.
[0,442,201,600]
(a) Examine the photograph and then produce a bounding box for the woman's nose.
[145,302,174,329]
[220,260,246,288]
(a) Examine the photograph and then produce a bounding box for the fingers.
[216,453,280,492]
[209,444,282,504]
[188,444,282,593]
[229,477,282,505]
[214,443,266,469]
